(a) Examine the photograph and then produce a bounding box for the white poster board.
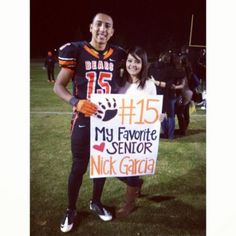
[90,94,163,178]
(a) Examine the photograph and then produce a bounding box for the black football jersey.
[58,41,126,100]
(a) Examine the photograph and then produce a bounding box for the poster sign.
[90,94,163,178]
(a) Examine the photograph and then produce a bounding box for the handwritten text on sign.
[90,94,163,178]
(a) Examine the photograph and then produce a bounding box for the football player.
[54,13,126,233]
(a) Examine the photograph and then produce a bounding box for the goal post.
[189,14,206,48]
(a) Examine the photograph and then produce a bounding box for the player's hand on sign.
[76,100,97,116]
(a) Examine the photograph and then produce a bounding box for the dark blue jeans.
[161,98,176,139]
[118,176,140,187]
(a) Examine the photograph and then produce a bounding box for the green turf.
[31,61,206,236]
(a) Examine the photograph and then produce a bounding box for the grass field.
[30,61,206,236]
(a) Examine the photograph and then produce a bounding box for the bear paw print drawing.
[95,98,117,121]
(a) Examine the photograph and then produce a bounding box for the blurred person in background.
[44,50,56,82]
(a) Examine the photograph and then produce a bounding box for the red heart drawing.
[93,142,105,152]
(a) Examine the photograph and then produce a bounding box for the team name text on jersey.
[85,60,114,71]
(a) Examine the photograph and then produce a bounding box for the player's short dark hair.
[91,12,113,24]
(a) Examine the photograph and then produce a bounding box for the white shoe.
[89,201,113,221]
[60,209,77,233]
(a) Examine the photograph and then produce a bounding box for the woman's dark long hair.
[120,46,149,89]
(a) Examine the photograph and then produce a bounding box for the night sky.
[30,0,206,58]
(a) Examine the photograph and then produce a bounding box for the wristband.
[69,96,79,106]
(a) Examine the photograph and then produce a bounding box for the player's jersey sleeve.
[58,43,77,69]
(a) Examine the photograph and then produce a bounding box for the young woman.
[118,47,156,95]
[116,46,156,218]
